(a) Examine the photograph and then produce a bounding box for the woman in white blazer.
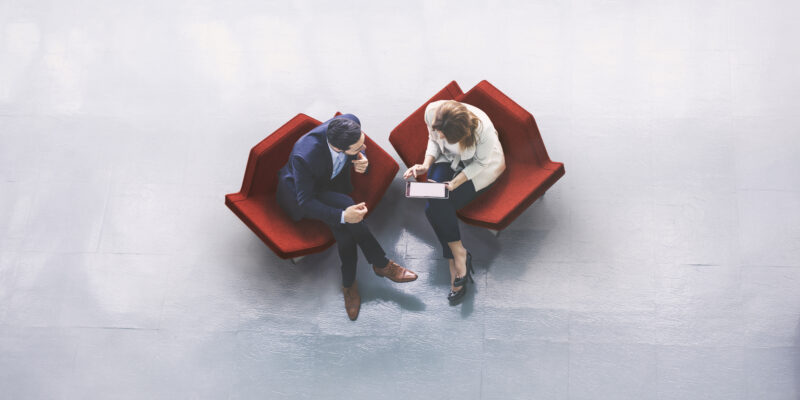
[402,100,506,304]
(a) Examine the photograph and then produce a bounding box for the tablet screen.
[407,182,447,198]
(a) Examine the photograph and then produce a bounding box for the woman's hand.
[403,164,429,179]
[444,172,468,191]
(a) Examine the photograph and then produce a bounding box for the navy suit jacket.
[276,114,365,226]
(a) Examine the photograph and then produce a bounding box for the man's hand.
[343,202,368,223]
[403,164,429,180]
[353,152,368,174]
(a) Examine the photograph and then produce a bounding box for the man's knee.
[318,191,355,209]
[344,219,371,237]
[329,222,355,239]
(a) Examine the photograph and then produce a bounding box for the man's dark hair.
[326,118,361,150]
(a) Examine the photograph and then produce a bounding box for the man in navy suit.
[276,114,417,320]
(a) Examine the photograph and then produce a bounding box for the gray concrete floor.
[1,0,799,399]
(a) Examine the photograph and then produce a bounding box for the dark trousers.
[425,162,490,259]
[314,191,388,288]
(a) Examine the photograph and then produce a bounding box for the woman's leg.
[424,163,456,259]
[424,164,471,291]
[425,202,461,291]
[425,163,460,290]
[425,163,493,293]
[443,180,488,291]
[448,259,457,290]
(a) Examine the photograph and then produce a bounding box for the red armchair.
[225,113,399,261]
[388,80,565,232]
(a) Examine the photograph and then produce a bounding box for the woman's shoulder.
[424,100,447,124]
[461,103,495,141]
[461,103,491,125]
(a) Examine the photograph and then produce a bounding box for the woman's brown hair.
[432,101,480,150]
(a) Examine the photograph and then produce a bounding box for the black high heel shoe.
[448,284,467,304]
[449,252,473,305]
[453,252,474,288]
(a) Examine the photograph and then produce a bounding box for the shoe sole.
[373,271,418,283]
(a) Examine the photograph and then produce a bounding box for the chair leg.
[488,229,500,237]
[291,256,305,264]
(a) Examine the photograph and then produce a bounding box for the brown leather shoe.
[342,281,361,321]
[373,260,418,283]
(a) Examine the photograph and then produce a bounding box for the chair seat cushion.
[458,160,565,228]
[227,194,335,258]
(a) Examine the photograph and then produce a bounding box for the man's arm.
[290,155,345,226]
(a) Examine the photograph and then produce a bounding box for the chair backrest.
[389,81,463,167]
[350,133,397,205]
[243,114,322,197]
[458,80,551,168]
[331,112,399,211]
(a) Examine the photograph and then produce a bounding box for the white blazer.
[424,100,506,191]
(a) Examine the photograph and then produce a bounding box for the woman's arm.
[446,171,468,191]
[460,133,491,183]
[422,154,435,169]
[403,154,435,179]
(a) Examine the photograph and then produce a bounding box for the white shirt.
[328,143,347,224]
[328,143,346,179]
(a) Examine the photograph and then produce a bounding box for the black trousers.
[425,162,491,259]
[314,191,388,288]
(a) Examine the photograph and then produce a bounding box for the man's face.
[342,133,366,156]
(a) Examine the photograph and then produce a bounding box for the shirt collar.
[328,143,343,164]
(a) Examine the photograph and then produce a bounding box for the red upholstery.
[454,80,565,230]
[389,81,464,181]
[389,80,565,231]
[334,112,400,208]
[225,113,399,259]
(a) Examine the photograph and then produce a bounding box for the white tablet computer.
[405,181,449,199]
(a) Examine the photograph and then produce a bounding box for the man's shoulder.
[333,113,360,125]
[292,131,327,160]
